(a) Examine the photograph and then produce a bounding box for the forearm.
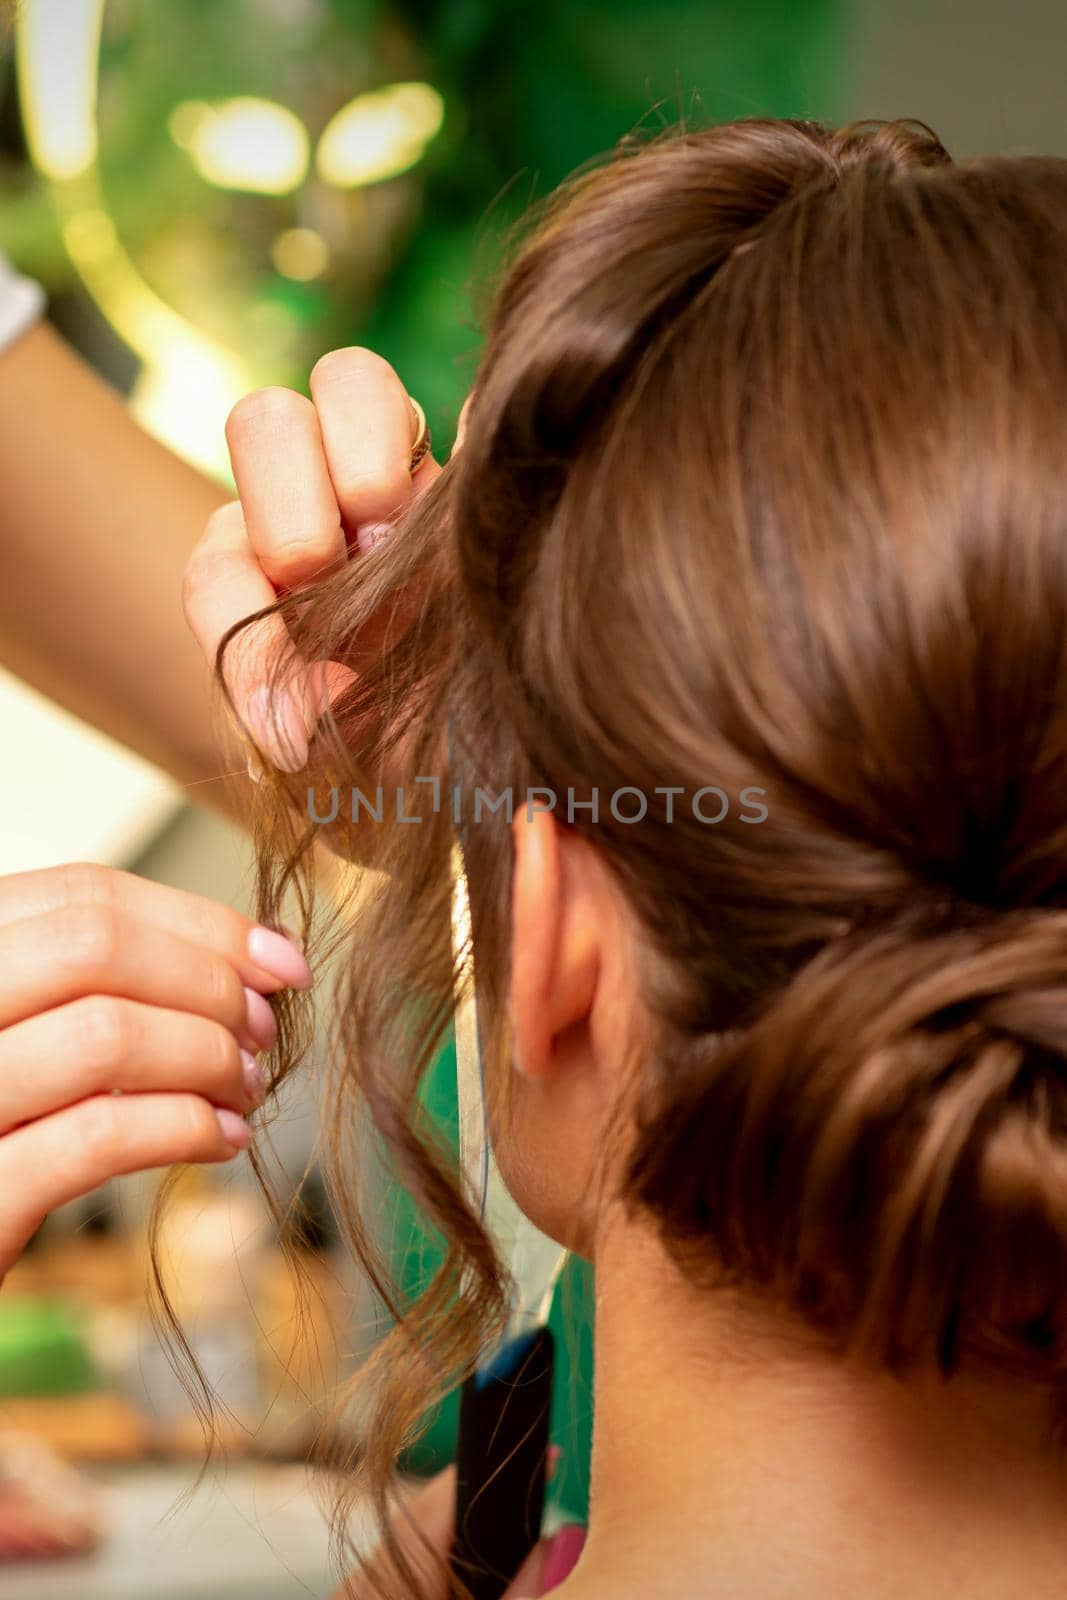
[0,320,241,803]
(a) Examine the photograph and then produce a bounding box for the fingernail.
[244,986,277,1050]
[247,686,309,773]
[247,753,263,784]
[356,520,393,554]
[248,926,313,990]
[216,1108,252,1150]
[542,1525,585,1591]
[241,1050,265,1107]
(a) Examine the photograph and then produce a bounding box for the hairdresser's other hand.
[0,862,312,1282]
[182,347,450,773]
[333,1464,585,1599]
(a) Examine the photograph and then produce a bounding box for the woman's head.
[448,112,1067,1384]
[239,112,1067,1560]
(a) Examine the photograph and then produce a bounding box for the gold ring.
[409,397,432,472]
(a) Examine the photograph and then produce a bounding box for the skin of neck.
[502,816,1067,1595]
[555,1209,1067,1600]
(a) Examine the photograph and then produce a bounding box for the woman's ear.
[509,810,600,1079]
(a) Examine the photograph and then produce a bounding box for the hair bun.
[827,118,952,178]
[461,117,953,566]
[630,906,1067,1382]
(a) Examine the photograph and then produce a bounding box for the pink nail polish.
[244,986,277,1050]
[248,926,313,990]
[542,1525,585,1591]
[241,1050,265,1107]
[216,1108,252,1150]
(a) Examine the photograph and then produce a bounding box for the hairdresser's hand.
[0,862,312,1282]
[333,1464,584,1600]
[182,347,455,772]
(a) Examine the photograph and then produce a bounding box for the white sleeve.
[0,250,45,354]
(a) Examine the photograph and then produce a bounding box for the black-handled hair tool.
[451,1324,555,1600]
[449,844,567,1599]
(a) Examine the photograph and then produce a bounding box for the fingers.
[534,1525,586,1594]
[183,501,291,683]
[309,347,441,552]
[0,863,311,997]
[0,1092,250,1274]
[192,350,452,774]
[503,1537,551,1598]
[183,501,314,772]
[0,999,263,1135]
[0,866,305,1277]
[226,386,346,590]
[0,904,277,1052]
[226,353,444,589]
[331,1459,573,1600]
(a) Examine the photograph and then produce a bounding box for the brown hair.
[230,114,1067,1591]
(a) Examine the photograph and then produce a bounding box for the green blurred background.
[0,0,849,475]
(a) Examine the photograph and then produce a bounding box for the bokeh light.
[15,0,103,180]
[169,96,310,196]
[316,81,445,188]
[271,225,331,280]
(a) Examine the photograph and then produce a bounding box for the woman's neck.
[561,1216,1067,1600]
